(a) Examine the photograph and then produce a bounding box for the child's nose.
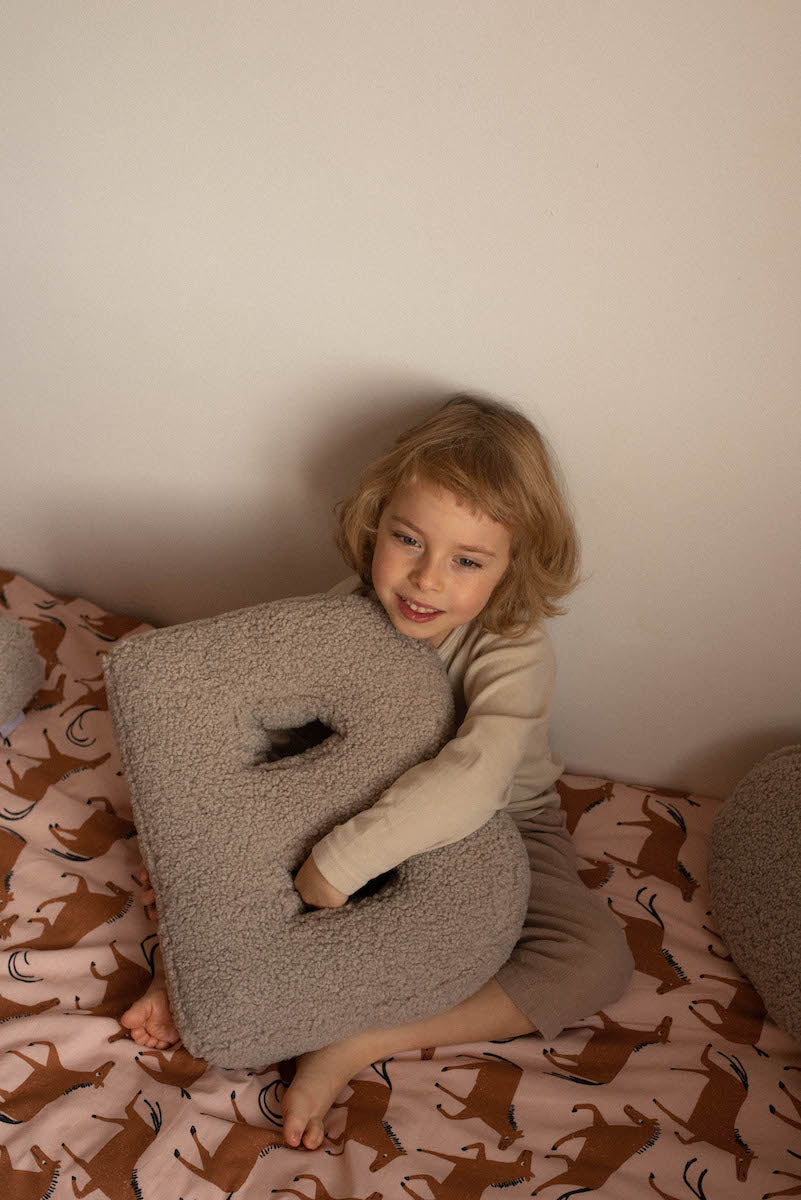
[409,557,443,594]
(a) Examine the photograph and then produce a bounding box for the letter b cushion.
[105,593,530,1067]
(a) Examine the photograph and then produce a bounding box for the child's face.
[370,477,512,647]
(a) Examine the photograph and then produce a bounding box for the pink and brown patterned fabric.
[1,568,799,1199]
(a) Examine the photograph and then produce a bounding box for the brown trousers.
[494,807,634,1041]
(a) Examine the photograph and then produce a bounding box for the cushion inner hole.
[262,718,334,762]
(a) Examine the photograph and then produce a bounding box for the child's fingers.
[132,865,158,921]
[134,869,155,900]
[132,866,159,920]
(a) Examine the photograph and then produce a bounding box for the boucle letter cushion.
[105,592,531,1067]
[0,614,46,734]
[708,744,801,1044]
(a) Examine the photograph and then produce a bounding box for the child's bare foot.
[121,979,182,1050]
[281,1039,371,1150]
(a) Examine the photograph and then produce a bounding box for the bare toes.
[283,1104,326,1150]
[303,1120,325,1150]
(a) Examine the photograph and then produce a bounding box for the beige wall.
[2,1,800,798]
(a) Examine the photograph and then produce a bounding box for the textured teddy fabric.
[708,744,801,1044]
[104,592,531,1067]
[0,614,45,726]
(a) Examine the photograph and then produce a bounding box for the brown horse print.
[556,778,615,836]
[60,671,108,716]
[78,611,147,642]
[72,937,155,1026]
[430,1051,525,1150]
[647,1155,709,1199]
[0,988,60,1023]
[770,1068,801,1134]
[400,1142,534,1198]
[0,824,26,913]
[0,1039,114,1123]
[688,972,767,1052]
[1,727,111,811]
[9,872,133,951]
[173,1091,284,1192]
[30,670,67,712]
[48,794,136,861]
[605,793,699,901]
[273,1178,382,1200]
[0,1142,62,1200]
[607,888,690,993]
[324,1074,407,1170]
[132,1042,209,1098]
[651,1043,756,1181]
[578,855,615,890]
[543,1011,673,1086]
[629,783,692,801]
[17,614,66,678]
[532,1103,660,1195]
[61,1090,161,1200]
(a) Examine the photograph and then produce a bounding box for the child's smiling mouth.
[397,594,443,621]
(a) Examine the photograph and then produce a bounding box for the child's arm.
[310,622,558,897]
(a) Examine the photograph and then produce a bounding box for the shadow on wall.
[657,726,801,800]
[18,378,455,627]
[297,377,447,518]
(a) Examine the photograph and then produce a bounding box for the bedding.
[1,567,799,1199]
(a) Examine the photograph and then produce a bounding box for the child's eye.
[390,532,480,569]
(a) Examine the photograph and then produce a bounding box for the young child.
[122,392,633,1151]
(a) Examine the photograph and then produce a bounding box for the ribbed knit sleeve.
[311,620,557,896]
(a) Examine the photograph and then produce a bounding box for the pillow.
[708,745,801,1043]
[0,614,45,731]
[105,592,530,1067]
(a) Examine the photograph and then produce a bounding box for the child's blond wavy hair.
[334,393,582,637]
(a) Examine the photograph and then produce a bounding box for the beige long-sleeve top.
[311,574,564,896]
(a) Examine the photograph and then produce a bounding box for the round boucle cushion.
[0,614,45,728]
[105,592,531,1067]
[708,745,801,1043]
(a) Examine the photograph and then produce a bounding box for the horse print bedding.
[1,567,799,1199]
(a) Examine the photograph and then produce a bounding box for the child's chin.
[391,615,432,640]
[403,621,447,645]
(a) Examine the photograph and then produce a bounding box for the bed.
[2,567,799,1200]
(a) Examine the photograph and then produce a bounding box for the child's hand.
[133,864,158,922]
[293,853,349,909]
